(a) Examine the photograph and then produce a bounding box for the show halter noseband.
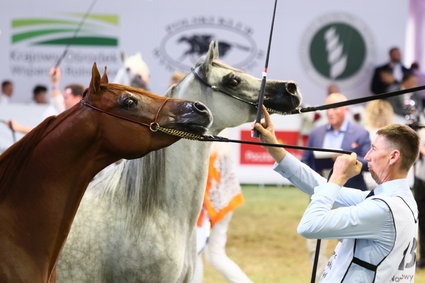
[81,95,208,140]
[81,96,169,133]
[191,67,297,115]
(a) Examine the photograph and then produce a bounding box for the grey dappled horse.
[56,41,301,283]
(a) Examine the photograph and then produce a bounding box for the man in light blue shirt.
[253,106,419,282]
[301,93,371,191]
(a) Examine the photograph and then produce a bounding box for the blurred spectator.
[411,61,425,106]
[168,71,185,87]
[50,67,84,112]
[302,92,371,190]
[364,99,395,141]
[370,47,410,94]
[5,120,32,134]
[5,67,84,135]
[1,80,14,104]
[387,72,423,122]
[363,99,394,190]
[327,83,340,95]
[32,85,48,104]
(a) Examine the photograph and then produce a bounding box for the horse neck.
[2,106,113,276]
[163,82,225,226]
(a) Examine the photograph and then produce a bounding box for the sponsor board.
[300,12,376,89]
[153,16,264,72]
[239,130,302,165]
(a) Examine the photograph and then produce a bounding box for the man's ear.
[388,149,401,166]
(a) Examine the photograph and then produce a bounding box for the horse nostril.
[286,83,297,95]
[193,101,208,113]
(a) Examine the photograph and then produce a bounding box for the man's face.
[64,88,81,110]
[364,135,392,184]
[35,92,47,104]
[390,48,401,63]
[325,95,347,129]
[2,84,13,97]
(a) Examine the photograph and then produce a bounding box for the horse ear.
[90,62,101,94]
[213,41,220,57]
[101,66,109,84]
[200,41,218,75]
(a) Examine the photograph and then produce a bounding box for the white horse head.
[169,41,302,133]
[57,41,302,283]
[114,52,150,90]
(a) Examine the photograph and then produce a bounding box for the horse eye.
[123,97,137,109]
[222,73,241,88]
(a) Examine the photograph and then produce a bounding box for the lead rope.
[156,127,351,154]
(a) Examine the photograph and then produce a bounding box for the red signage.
[239,130,302,165]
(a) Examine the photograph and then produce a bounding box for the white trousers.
[192,212,252,283]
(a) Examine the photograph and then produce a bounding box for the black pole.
[310,239,321,283]
[54,0,98,67]
[252,0,278,138]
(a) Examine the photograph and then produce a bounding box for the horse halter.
[191,67,294,115]
[81,98,206,140]
[191,67,258,107]
[80,98,168,133]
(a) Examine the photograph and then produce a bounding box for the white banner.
[0,0,409,184]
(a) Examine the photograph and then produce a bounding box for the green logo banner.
[11,13,119,46]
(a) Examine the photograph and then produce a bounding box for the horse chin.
[264,95,301,114]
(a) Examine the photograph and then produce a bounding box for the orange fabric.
[197,152,245,227]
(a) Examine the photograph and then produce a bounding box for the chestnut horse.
[0,63,212,283]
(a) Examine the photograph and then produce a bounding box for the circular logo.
[300,13,375,88]
[154,17,263,72]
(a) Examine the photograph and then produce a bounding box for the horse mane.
[0,116,57,196]
[88,147,166,230]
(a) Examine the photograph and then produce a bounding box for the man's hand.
[252,105,286,163]
[329,152,362,186]
[50,67,61,85]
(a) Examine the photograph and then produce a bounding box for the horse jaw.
[167,76,253,136]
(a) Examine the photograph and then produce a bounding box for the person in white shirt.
[5,68,84,135]
[0,80,14,104]
[49,67,84,113]
[253,106,419,282]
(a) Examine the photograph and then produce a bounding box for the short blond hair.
[365,99,394,129]
[170,72,185,84]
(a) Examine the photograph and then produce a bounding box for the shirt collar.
[374,178,410,196]
[326,119,349,132]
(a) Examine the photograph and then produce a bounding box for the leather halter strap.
[80,97,170,132]
[191,67,259,108]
